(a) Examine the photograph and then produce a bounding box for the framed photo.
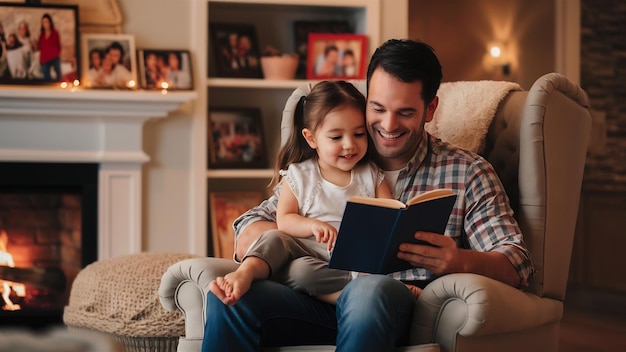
[138,49,193,90]
[307,33,368,80]
[209,192,263,259]
[208,107,268,169]
[0,3,79,85]
[293,20,351,79]
[209,23,262,78]
[81,33,137,89]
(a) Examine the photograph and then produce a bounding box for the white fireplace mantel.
[0,86,197,260]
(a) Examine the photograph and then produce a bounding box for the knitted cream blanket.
[64,252,199,338]
[426,80,522,153]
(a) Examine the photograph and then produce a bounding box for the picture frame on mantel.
[207,107,268,169]
[81,33,137,89]
[209,192,263,259]
[0,2,80,85]
[137,49,194,90]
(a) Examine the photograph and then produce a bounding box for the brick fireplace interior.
[0,162,97,328]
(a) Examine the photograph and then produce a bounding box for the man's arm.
[398,158,533,289]
[232,187,280,260]
[235,220,277,260]
[398,233,521,287]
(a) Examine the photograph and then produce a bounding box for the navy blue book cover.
[328,193,457,274]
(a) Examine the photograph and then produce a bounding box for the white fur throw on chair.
[427,81,522,153]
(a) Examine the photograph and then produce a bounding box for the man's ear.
[302,128,317,149]
[425,96,439,123]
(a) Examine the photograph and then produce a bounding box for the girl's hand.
[311,221,338,252]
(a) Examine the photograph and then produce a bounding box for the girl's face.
[102,54,114,73]
[146,53,158,69]
[90,52,102,69]
[18,23,28,37]
[303,105,368,177]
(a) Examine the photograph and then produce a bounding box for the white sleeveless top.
[284,159,385,230]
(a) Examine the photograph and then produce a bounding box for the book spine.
[379,210,403,273]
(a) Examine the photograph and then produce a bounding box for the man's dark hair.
[107,41,125,62]
[366,39,442,105]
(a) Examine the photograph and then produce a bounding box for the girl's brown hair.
[268,80,366,189]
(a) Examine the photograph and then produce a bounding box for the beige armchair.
[159,73,591,352]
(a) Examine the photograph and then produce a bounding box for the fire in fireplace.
[0,163,98,327]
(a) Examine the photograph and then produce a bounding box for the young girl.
[208,80,393,306]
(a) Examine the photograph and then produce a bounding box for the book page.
[405,189,456,206]
[347,196,407,209]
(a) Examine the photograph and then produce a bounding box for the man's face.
[366,68,438,171]
[109,48,122,65]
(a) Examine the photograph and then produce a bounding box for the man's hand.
[311,221,337,252]
[397,231,463,275]
[397,231,522,288]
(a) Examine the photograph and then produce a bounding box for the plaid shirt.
[234,132,534,288]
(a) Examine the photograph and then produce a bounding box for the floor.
[559,288,626,351]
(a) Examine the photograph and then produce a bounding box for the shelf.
[207,168,274,178]
[209,0,375,9]
[207,78,319,89]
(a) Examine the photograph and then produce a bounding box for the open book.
[328,189,457,274]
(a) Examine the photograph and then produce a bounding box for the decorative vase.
[260,54,299,80]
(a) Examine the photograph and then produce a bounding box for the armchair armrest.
[158,257,239,351]
[410,273,563,350]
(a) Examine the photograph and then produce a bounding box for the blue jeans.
[202,274,415,352]
[41,57,61,81]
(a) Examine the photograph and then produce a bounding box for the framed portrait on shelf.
[209,23,262,78]
[208,107,268,169]
[209,192,263,259]
[293,20,351,79]
[80,33,137,89]
[138,49,193,90]
[307,33,367,80]
[0,2,79,85]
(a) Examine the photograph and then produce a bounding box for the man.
[202,39,534,351]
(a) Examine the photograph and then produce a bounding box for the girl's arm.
[276,183,332,238]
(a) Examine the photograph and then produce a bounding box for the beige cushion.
[64,252,199,351]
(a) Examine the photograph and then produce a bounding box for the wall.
[119,0,194,253]
[408,0,555,89]
[570,0,626,294]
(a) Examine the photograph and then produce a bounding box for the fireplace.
[0,87,196,327]
[0,162,98,327]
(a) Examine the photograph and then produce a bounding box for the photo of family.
[307,33,367,80]
[209,23,262,78]
[138,49,193,90]
[208,108,267,169]
[81,33,137,89]
[0,3,79,85]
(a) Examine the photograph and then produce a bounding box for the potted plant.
[260,45,299,80]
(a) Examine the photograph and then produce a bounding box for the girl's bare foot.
[207,256,270,306]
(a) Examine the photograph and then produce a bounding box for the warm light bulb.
[127,80,136,89]
[60,82,68,89]
[73,79,80,87]
[490,46,502,58]
[160,82,169,89]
